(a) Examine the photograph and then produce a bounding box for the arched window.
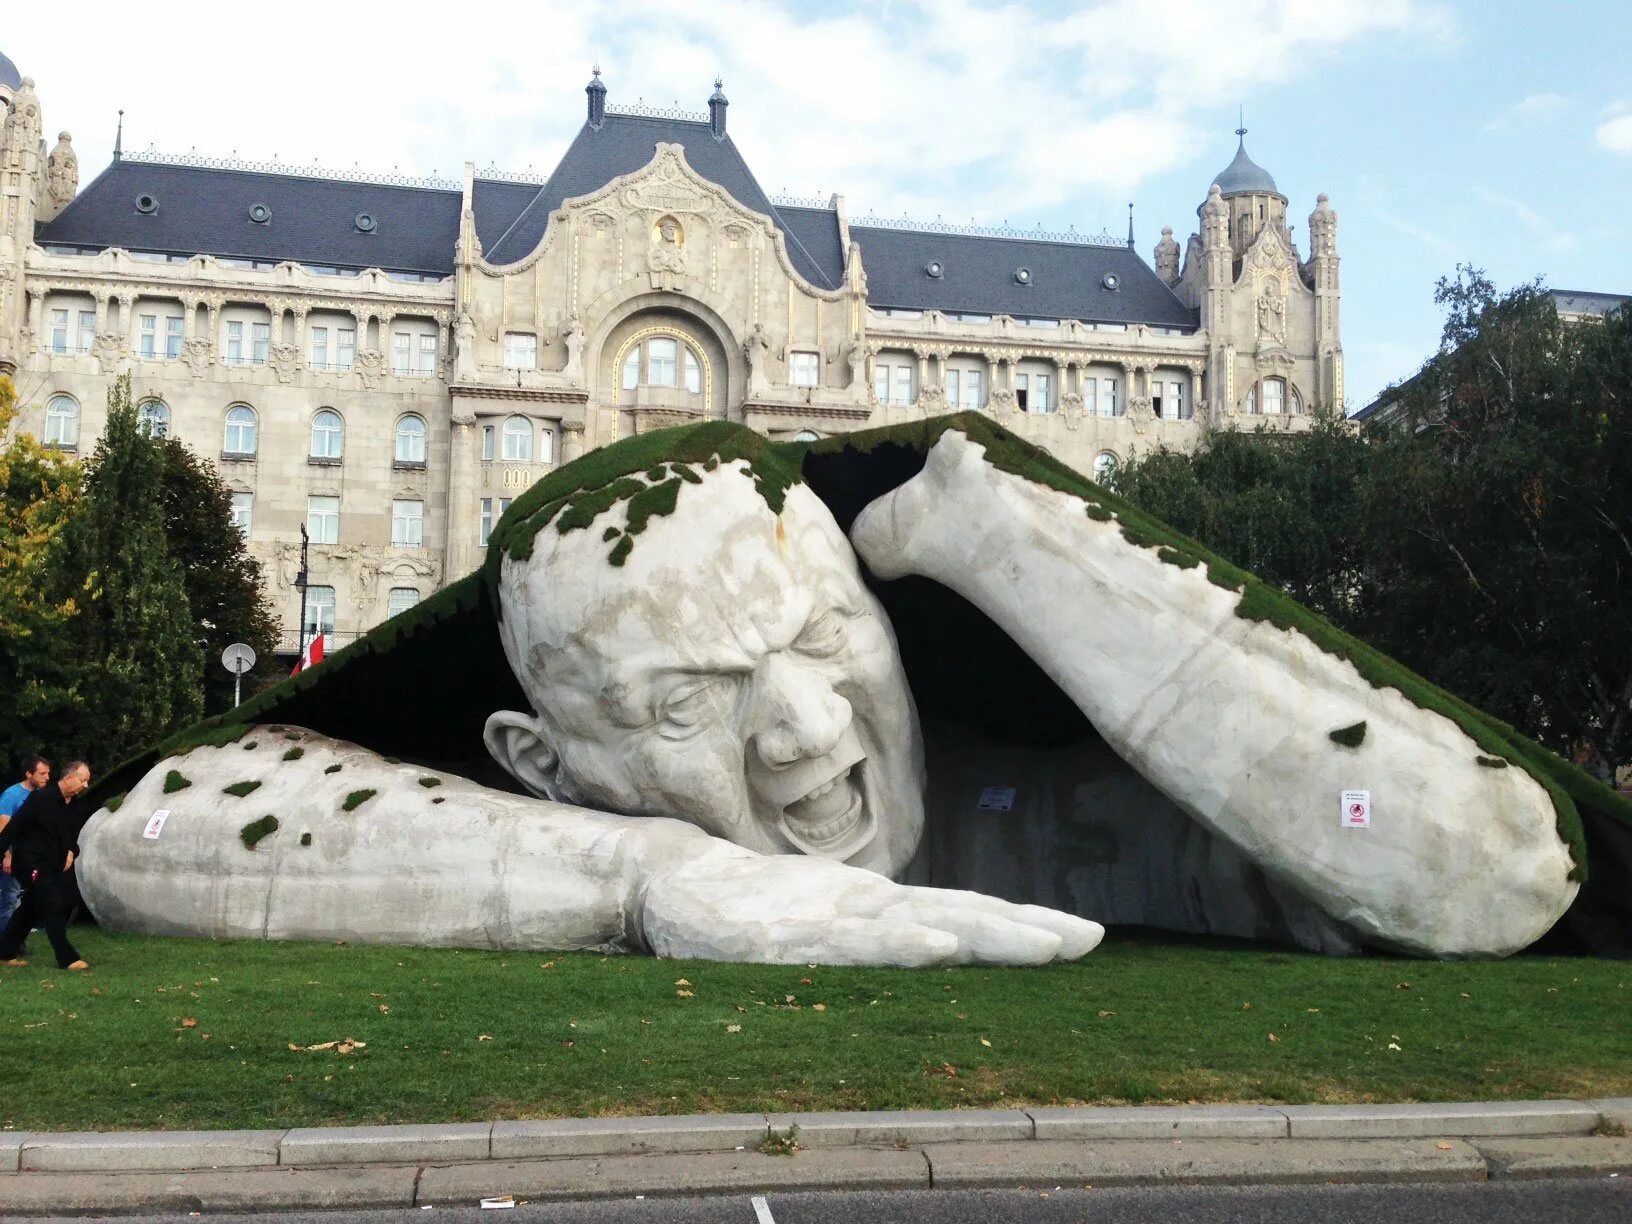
[1092,452,1119,485]
[792,429,821,442]
[387,587,421,618]
[501,415,533,462]
[621,335,704,394]
[137,399,170,439]
[45,394,79,447]
[224,404,258,455]
[310,409,344,459]
[395,414,427,464]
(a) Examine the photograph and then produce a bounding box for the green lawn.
[2,929,1627,1133]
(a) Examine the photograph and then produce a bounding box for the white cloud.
[1484,91,1568,131]
[3,0,1435,226]
[1597,114,1632,154]
[1473,188,1576,253]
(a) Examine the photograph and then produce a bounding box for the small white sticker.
[977,786,1017,812]
[142,809,171,840]
[1340,790,1371,829]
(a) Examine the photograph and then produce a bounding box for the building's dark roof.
[0,50,20,92]
[481,112,837,288]
[1212,136,1280,197]
[38,158,462,275]
[35,109,1196,329]
[851,224,1198,329]
[1550,289,1630,318]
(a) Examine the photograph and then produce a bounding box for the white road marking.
[751,1194,776,1224]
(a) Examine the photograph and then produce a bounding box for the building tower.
[1211,122,1288,261]
[0,56,44,377]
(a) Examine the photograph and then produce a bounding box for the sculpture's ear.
[483,710,565,801]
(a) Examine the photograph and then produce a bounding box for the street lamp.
[295,522,310,658]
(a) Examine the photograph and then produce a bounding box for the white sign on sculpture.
[141,810,170,840]
[977,786,1017,812]
[1340,790,1372,829]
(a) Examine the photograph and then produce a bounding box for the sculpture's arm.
[77,730,1100,966]
[850,429,1577,957]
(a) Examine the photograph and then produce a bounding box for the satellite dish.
[221,643,257,675]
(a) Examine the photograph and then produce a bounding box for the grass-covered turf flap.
[1329,722,1368,748]
[162,770,190,794]
[342,789,377,813]
[222,780,262,798]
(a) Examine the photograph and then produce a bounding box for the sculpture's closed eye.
[793,608,848,659]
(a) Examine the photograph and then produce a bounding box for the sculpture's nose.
[749,653,852,770]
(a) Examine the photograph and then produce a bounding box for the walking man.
[0,760,91,970]
[0,756,50,954]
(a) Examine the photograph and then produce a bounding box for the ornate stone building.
[0,55,1342,654]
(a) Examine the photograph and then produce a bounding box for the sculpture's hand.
[635,846,1103,967]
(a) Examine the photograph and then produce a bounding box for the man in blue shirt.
[0,756,50,955]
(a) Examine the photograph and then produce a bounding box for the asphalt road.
[13,1178,1629,1223]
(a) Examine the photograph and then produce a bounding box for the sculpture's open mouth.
[779,760,877,860]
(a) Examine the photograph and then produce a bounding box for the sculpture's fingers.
[759,917,960,968]
[900,887,1106,960]
[889,901,1062,966]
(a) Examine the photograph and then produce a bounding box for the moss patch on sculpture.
[1329,721,1368,749]
[1479,756,1510,769]
[222,780,262,798]
[342,789,377,812]
[418,776,441,788]
[324,764,342,775]
[283,747,305,761]
[162,770,191,794]
[105,793,125,812]
[300,832,312,847]
[240,815,279,849]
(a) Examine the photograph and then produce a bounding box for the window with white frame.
[44,394,79,446]
[137,399,170,438]
[621,335,702,394]
[136,306,184,359]
[501,415,533,461]
[789,350,820,387]
[945,362,985,410]
[310,409,344,460]
[308,316,357,370]
[395,414,427,464]
[481,424,496,462]
[537,425,556,466]
[303,586,336,641]
[230,490,253,535]
[46,304,96,354]
[223,315,271,365]
[224,404,258,456]
[387,587,421,618]
[503,332,538,370]
[391,499,424,548]
[391,323,439,376]
[479,496,513,547]
[1085,370,1122,417]
[1014,364,1054,413]
[306,495,340,544]
[873,355,915,406]
[1092,452,1119,484]
[1259,377,1286,415]
[1151,376,1189,421]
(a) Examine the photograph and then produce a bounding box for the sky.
[6,0,1630,410]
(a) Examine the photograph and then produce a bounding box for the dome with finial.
[1212,122,1280,197]
[0,48,22,92]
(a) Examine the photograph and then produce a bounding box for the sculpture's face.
[491,465,925,878]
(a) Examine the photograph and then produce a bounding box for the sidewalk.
[2,1099,1630,1213]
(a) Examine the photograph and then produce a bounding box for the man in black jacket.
[0,761,91,970]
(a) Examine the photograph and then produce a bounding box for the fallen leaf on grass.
[800,978,813,985]
[1396,982,1412,991]
[540,961,556,970]
[378,1004,390,1015]
[674,978,691,986]
[477,1034,493,1041]
[726,1024,742,1033]
[1436,1142,1454,1150]
[181,1018,198,1028]
[1240,1002,1253,1010]
[1267,1033,1280,1043]
[734,1005,748,1013]
[1097,1010,1116,1018]
[290,1038,367,1054]
[1388,1042,1402,1051]
[676,989,695,998]
[812,1003,827,1012]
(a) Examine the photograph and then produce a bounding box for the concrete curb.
[1,1100,1628,1213]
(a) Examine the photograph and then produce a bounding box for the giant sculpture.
[79,416,1630,964]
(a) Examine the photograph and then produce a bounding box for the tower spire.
[113,108,123,161]
[1126,202,1135,249]
[1236,105,1246,147]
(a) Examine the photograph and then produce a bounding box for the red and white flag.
[292,633,326,675]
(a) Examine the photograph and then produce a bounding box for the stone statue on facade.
[46,131,77,209]
[1257,280,1288,349]
[453,311,477,381]
[79,421,1586,967]
[744,321,770,396]
[561,313,586,383]
[647,216,687,288]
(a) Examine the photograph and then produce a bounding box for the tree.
[0,374,83,767]
[154,435,279,712]
[50,375,203,765]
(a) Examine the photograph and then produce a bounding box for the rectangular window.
[789,351,819,387]
[139,314,158,358]
[481,424,496,462]
[874,364,890,403]
[1106,376,1121,416]
[336,327,356,370]
[166,315,183,359]
[77,310,95,353]
[503,333,538,370]
[479,496,513,547]
[306,496,340,545]
[1035,373,1053,413]
[310,325,328,369]
[1262,379,1284,414]
[648,337,677,386]
[891,364,913,406]
[230,491,254,535]
[963,369,983,409]
[417,333,438,376]
[387,588,421,618]
[945,370,960,405]
[392,499,424,547]
[49,308,70,354]
[303,586,336,641]
[1015,373,1029,411]
[1084,377,1099,416]
[251,322,270,364]
[392,332,412,375]
[226,320,244,363]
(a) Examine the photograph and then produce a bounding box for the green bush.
[239,814,278,849]
[162,770,190,794]
[342,788,376,813]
